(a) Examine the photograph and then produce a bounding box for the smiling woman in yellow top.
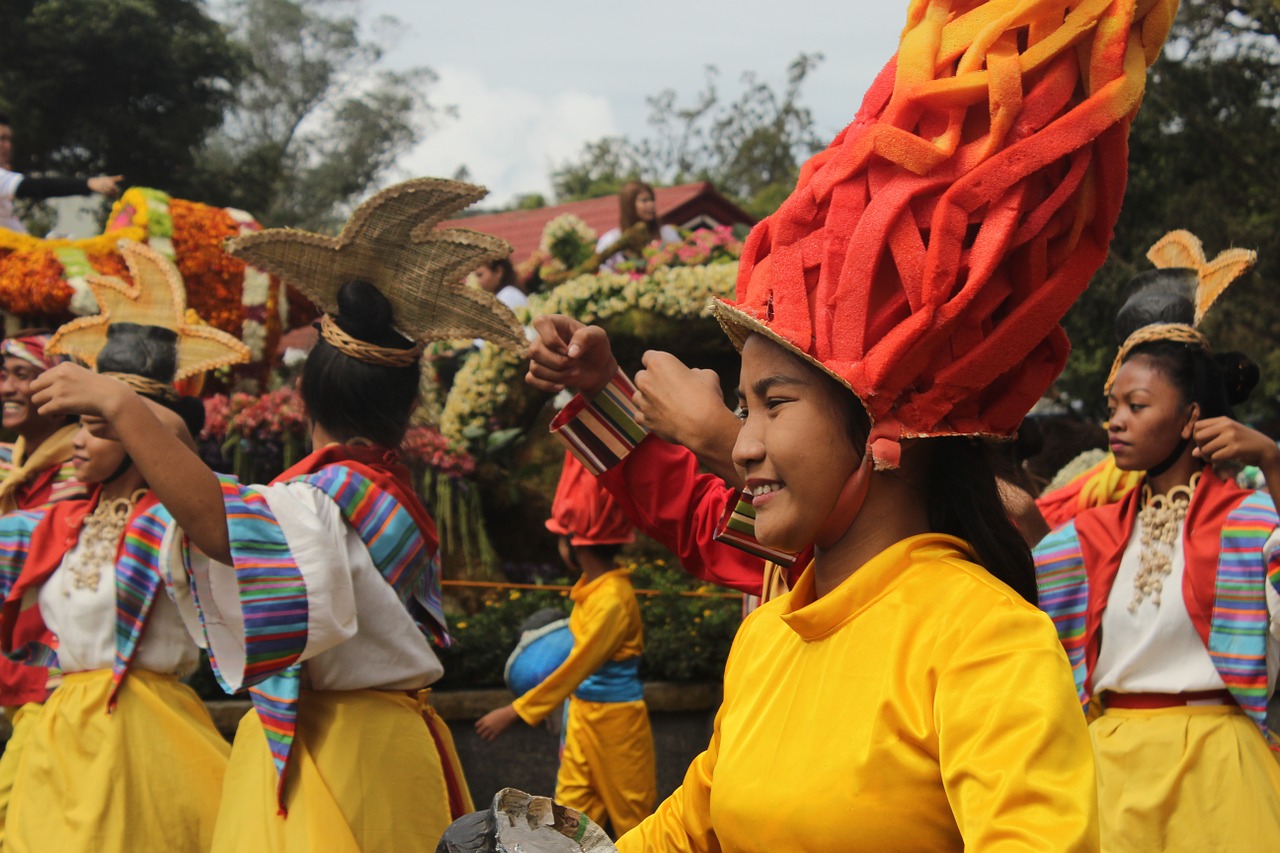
[523,1,1180,850]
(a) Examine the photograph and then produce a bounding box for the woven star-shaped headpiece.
[1145,230,1256,327]
[225,178,526,354]
[49,240,251,380]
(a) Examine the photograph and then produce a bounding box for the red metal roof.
[439,182,754,262]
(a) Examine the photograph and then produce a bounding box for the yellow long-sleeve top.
[617,534,1099,852]
[512,568,644,725]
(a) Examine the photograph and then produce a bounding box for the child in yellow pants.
[476,452,656,835]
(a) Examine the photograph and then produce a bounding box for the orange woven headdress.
[717,0,1179,468]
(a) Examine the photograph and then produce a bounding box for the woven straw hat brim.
[713,299,1010,443]
[226,179,528,355]
[49,240,251,380]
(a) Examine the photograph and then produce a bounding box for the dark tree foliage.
[191,0,446,231]
[0,0,241,195]
[1057,0,1280,423]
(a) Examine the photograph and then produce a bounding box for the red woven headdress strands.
[717,0,1179,467]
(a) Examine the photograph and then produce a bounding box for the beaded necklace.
[62,489,148,596]
[1129,472,1200,612]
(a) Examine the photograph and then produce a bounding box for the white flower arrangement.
[439,262,738,451]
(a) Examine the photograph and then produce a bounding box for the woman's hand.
[475,704,521,742]
[1192,417,1280,469]
[30,363,132,421]
[526,314,618,397]
[634,350,742,485]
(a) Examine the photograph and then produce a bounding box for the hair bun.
[1214,351,1260,406]
[168,396,207,438]
[334,280,413,350]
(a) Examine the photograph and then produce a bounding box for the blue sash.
[574,657,643,703]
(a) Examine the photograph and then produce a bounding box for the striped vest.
[1034,469,1280,740]
[0,493,171,708]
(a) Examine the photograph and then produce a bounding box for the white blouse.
[39,535,201,676]
[1093,515,1280,697]
[161,481,443,693]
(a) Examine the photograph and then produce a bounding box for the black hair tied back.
[333,279,415,350]
[301,280,420,448]
[1214,351,1259,407]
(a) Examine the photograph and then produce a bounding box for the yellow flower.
[456,621,468,629]
[509,590,522,600]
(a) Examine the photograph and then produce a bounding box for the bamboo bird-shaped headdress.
[225,178,526,373]
[1105,229,1257,393]
[49,240,251,399]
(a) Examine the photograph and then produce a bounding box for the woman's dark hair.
[97,322,178,383]
[829,368,1038,604]
[483,257,518,288]
[165,396,207,439]
[301,280,419,448]
[1122,339,1258,420]
[926,437,1038,605]
[1114,268,1196,344]
[618,180,660,241]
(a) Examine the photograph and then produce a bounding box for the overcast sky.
[365,1,905,205]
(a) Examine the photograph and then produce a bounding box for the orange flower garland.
[0,188,285,371]
[0,250,73,316]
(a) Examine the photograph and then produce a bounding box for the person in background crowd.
[31,180,522,853]
[596,180,680,270]
[0,112,122,234]
[474,256,528,311]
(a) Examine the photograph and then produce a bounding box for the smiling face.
[70,420,129,485]
[1106,354,1198,472]
[732,335,862,552]
[0,355,63,437]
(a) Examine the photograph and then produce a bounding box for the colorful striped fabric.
[297,463,450,647]
[550,369,799,567]
[210,463,447,811]
[714,495,799,568]
[208,473,309,810]
[551,371,648,476]
[0,509,44,601]
[108,502,169,709]
[1207,492,1277,734]
[46,460,87,505]
[214,474,309,690]
[1034,494,1280,740]
[1032,521,1090,704]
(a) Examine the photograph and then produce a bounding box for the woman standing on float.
[1034,231,1280,851]
[31,180,528,852]
[520,0,1177,849]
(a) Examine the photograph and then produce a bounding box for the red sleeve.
[598,436,768,597]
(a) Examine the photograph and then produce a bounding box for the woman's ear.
[1181,401,1201,440]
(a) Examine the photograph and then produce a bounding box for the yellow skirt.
[212,688,455,853]
[6,669,230,853]
[0,702,43,847]
[1091,704,1280,853]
